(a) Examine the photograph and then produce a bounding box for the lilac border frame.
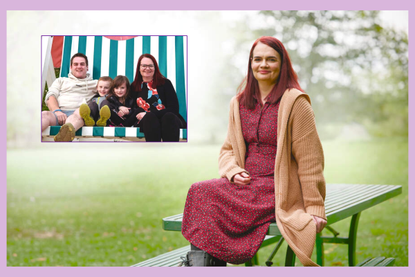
[3,1,413,277]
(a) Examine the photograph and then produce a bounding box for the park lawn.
[7,138,408,266]
[254,137,408,267]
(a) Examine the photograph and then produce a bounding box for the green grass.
[7,138,408,266]
[255,137,408,267]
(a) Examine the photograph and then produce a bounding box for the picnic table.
[160,183,401,266]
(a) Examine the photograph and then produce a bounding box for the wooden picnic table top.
[162,183,402,236]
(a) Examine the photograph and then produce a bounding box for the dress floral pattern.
[182,100,281,264]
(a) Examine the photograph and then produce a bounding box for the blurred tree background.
[210,10,408,142]
[6,10,408,146]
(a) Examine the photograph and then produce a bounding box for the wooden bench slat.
[364,256,386,266]
[325,186,398,213]
[325,184,397,205]
[133,235,281,267]
[377,257,395,266]
[324,187,401,225]
[326,184,398,201]
[132,246,189,267]
[140,252,184,265]
[356,257,395,267]
[324,184,380,204]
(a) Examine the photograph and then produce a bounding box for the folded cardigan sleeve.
[291,96,326,220]
[218,98,248,181]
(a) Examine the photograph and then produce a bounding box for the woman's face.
[114,82,127,98]
[251,42,281,85]
[140,57,155,81]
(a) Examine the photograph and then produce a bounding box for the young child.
[79,76,113,126]
[101,75,138,127]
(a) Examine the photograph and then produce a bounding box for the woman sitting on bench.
[181,36,327,267]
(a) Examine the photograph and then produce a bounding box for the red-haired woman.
[181,37,327,266]
[129,54,186,142]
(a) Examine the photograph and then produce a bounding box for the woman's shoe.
[180,250,209,266]
[180,250,226,266]
[96,105,110,126]
[79,104,95,126]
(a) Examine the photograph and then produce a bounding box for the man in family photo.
[41,53,98,142]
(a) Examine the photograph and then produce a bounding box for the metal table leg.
[285,246,296,266]
[316,233,324,266]
[348,212,361,266]
[315,212,362,266]
[245,253,258,266]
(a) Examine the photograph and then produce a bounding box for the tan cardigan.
[218,89,326,266]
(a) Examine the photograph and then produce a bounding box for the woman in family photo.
[129,54,187,142]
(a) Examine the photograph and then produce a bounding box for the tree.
[220,11,408,139]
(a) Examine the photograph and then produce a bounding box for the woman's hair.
[107,75,130,104]
[130,54,166,92]
[238,36,303,109]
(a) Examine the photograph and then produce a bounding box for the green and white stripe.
[59,36,187,97]
[42,126,186,140]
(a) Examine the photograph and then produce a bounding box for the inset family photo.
[41,35,188,142]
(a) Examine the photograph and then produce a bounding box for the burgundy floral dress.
[182,100,280,264]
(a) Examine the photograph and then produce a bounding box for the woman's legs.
[190,244,226,266]
[160,112,182,142]
[190,244,202,251]
[123,108,140,127]
[181,177,274,265]
[133,112,182,141]
[139,112,161,142]
[182,244,227,266]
